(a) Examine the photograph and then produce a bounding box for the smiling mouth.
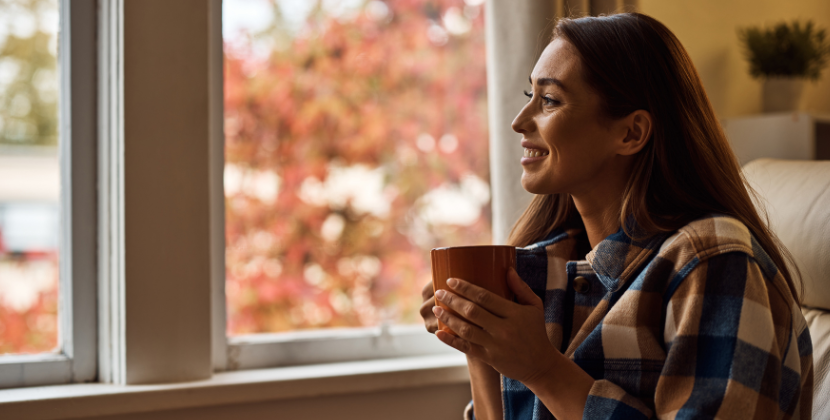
[523,147,549,158]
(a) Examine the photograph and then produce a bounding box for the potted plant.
[739,20,830,113]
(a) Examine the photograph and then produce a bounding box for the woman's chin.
[520,175,549,195]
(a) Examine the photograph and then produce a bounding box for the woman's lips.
[521,147,548,165]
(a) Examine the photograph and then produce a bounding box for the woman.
[420,13,813,420]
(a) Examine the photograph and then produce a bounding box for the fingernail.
[432,306,444,317]
[435,289,447,300]
[447,278,459,288]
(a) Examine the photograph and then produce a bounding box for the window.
[221,0,490,369]
[0,0,96,388]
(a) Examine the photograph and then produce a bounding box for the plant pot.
[762,77,805,113]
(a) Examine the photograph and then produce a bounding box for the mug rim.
[431,245,516,251]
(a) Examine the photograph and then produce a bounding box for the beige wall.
[640,0,830,119]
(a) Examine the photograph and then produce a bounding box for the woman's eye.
[542,96,560,106]
[523,90,559,107]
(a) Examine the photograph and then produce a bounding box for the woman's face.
[512,39,626,197]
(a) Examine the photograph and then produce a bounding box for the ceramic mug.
[430,245,516,335]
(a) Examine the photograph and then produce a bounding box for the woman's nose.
[511,104,532,134]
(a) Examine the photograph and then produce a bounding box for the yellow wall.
[640,0,830,118]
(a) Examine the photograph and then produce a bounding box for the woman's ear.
[617,110,653,156]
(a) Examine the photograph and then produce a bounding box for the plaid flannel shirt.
[466,214,813,420]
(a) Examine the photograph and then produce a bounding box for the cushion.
[804,307,830,419]
[743,159,830,310]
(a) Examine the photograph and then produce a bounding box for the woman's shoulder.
[658,213,798,310]
[654,213,789,298]
[658,213,766,268]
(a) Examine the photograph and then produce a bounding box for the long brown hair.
[507,13,802,302]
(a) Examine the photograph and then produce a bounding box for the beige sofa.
[743,159,830,419]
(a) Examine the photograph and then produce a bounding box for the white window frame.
[211,0,454,372]
[213,0,538,372]
[0,0,98,389]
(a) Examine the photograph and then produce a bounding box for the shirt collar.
[521,218,672,292]
[584,223,671,292]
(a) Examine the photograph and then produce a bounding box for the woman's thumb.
[507,267,542,308]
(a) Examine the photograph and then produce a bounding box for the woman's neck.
[572,194,623,249]
[569,156,635,248]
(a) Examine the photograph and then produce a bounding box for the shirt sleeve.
[463,400,474,420]
[582,251,813,420]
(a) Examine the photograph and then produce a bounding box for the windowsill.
[0,353,469,420]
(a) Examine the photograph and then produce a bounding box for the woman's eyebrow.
[529,76,567,92]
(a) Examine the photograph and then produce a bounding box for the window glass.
[224,0,490,334]
[0,0,61,354]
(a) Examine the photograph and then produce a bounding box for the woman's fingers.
[444,277,512,318]
[419,296,438,333]
[507,267,543,309]
[421,280,434,301]
[433,308,490,351]
[434,330,487,360]
[420,281,438,334]
[435,287,504,330]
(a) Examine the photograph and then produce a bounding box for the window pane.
[0,0,60,354]
[224,0,490,334]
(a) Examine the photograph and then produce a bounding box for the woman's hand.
[419,280,439,333]
[432,267,558,386]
